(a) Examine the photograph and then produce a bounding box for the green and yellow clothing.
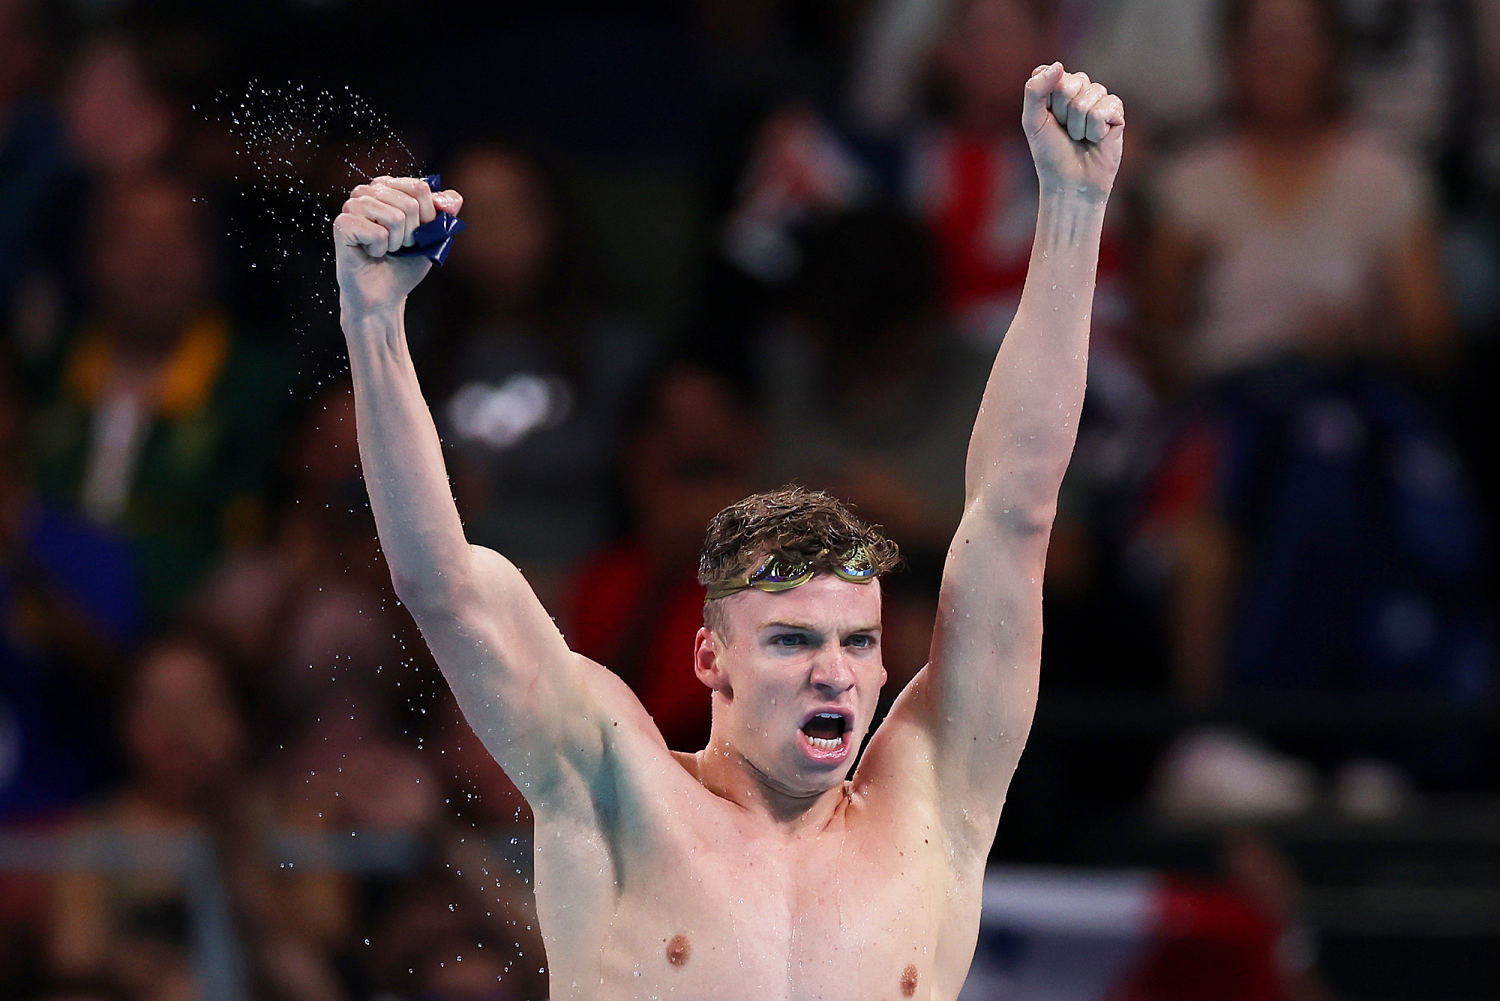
[30,312,298,624]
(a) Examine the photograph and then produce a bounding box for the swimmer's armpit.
[389,173,466,265]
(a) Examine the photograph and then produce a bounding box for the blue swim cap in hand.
[390,174,466,266]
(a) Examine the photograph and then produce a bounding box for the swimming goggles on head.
[705,545,878,599]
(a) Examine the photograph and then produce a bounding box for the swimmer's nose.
[809,651,855,695]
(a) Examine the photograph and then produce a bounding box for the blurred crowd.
[2,0,1498,998]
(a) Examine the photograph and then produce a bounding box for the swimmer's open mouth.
[799,709,851,750]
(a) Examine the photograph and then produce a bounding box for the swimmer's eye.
[770,632,810,647]
[844,634,877,649]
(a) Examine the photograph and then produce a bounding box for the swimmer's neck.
[684,743,852,837]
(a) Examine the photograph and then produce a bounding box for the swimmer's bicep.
[930,513,1046,708]
[914,515,1045,820]
[860,521,1043,854]
[409,545,613,792]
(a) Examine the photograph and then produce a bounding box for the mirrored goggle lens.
[751,556,815,589]
[833,546,877,580]
[834,561,877,581]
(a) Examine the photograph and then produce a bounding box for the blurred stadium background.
[2,0,1498,998]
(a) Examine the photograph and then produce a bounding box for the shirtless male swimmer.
[333,63,1123,1001]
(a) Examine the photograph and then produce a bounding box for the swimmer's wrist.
[340,300,405,339]
[1036,178,1112,210]
[1032,189,1107,255]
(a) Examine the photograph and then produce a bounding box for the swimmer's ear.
[693,626,725,694]
[433,189,463,216]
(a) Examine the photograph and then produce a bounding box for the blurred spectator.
[562,363,766,750]
[728,0,1131,352]
[1128,0,1483,717]
[59,36,179,181]
[46,630,351,1001]
[0,355,127,823]
[914,0,1095,341]
[1134,364,1493,785]
[1114,0,1492,812]
[1139,0,1452,393]
[407,143,657,603]
[27,170,298,625]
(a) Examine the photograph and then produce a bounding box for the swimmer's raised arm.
[874,65,1123,857]
[333,177,644,802]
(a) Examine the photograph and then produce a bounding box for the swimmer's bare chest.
[528,743,987,1001]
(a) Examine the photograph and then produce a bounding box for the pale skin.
[333,63,1121,1000]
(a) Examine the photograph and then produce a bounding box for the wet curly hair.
[698,485,902,637]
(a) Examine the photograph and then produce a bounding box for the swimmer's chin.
[746,749,850,800]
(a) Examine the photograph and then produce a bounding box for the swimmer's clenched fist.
[1023,62,1125,196]
[332,175,463,315]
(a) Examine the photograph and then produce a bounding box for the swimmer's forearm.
[342,305,474,603]
[964,188,1106,524]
